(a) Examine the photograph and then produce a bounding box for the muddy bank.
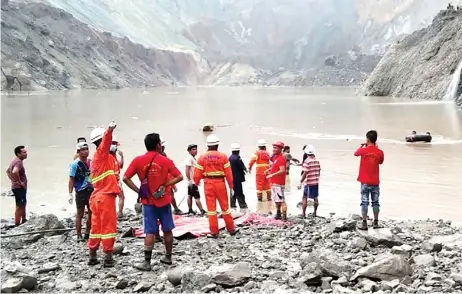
[0,1,207,91]
[1,211,462,293]
[361,9,462,105]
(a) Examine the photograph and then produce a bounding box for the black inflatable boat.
[405,132,432,143]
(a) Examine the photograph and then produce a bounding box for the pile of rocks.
[1,212,462,293]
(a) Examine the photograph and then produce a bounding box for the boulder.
[413,254,436,267]
[391,244,413,258]
[1,275,38,293]
[209,262,251,287]
[133,282,153,292]
[351,255,412,281]
[333,220,357,233]
[426,234,462,249]
[358,228,403,248]
[421,240,443,253]
[168,267,192,287]
[303,249,352,278]
[449,273,462,285]
[299,262,323,286]
[182,271,212,291]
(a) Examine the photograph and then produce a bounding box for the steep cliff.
[1,1,208,90]
[362,9,462,105]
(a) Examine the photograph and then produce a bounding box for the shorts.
[143,204,175,234]
[303,185,319,199]
[12,188,27,207]
[271,185,285,203]
[188,184,200,199]
[75,187,92,210]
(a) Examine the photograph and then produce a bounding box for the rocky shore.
[2,210,462,293]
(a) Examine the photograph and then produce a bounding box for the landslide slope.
[361,9,462,104]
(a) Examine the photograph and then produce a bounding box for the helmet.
[90,128,105,143]
[160,136,166,146]
[230,143,240,151]
[257,139,267,147]
[272,141,285,148]
[304,145,315,155]
[206,134,220,146]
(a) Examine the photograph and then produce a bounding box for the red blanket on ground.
[131,212,289,239]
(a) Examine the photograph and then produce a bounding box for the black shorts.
[75,187,92,210]
[12,188,27,207]
[187,184,200,199]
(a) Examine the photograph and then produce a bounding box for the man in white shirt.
[184,144,206,215]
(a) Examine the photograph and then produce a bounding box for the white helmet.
[160,136,166,146]
[257,139,267,147]
[230,143,240,151]
[206,134,220,146]
[304,145,315,155]
[90,128,105,143]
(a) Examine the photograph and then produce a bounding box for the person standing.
[73,137,88,160]
[229,143,248,210]
[68,142,93,241]
[194,134,238,238]
[160,136,183,215]
[110,136,125,218]
[184,144,206,215]
[266,141,287,220]
[298,145,321,218]
[123,133,183,268]
[282,145,300,190]
[248,139,271,201]
[6,146,28,226]
[87,121,120,267]
[354,130,384,230]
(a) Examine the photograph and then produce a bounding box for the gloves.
[68,193,73,205]
[108,120,117,130]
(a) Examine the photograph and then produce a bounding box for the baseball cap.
[76,142,89,151]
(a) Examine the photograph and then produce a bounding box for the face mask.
[110,144,117,153]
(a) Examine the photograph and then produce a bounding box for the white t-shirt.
[184,154,196,181]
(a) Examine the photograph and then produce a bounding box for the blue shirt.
[69,159,91,192]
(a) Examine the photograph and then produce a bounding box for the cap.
[304,145,315,155]
[76,142,89,151]
[187,144,198,151]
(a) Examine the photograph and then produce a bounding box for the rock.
[3,261,31,274]
[380,279,399,291]
[182,271,212,291]
[20,276,37,290]
[427,234,462,249]
[400,276,412,286]
[168,267,188,287]
[351,237,368,250]
[113,244,125,255]
[426,272,442,281]
[391,245,413,258]
[332,284,356,293]
[210,262,251,287]
[305,249,352,278]
[37,262,60,274]
[449,273,462,285]
[261,280,278,292]
[422,240,443,253]
[269,270,285,279]
[321,277,333,290]
[243,281,256,290]
[1,278,23,293]
[133,282,152,292]
[358,228,403,248]
[351,255,412,281]
[333,220,357,233]
[116,279,128,290]
[55,275,81,291]
[359,279,379,292]
[299,262,323,286]
[200,283,217,293]
[394,284,408,292]
[413,254,435,267]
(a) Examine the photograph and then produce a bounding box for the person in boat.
[406,131,432,143]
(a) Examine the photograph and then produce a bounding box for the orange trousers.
[256,174,271,197]
[204,180,235,235]
[88,193,117,253]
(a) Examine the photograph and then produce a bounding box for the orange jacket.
[249,149,271,175]
[193,150,233,188]
[90,130,120,195]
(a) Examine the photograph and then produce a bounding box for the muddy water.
[1,87,462,221]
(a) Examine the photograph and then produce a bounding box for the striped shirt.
[302,157,321,186]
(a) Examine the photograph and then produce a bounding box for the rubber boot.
[134,260,151,271]
[88,250,100,266]
[275,211,282,220]
[358,220,368,230]
[229,228,240,236]
[103,252,115,268]
[373,220,380,229]
[160,254,172,265]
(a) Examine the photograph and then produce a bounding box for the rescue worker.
[248,139,271,201]
[160,136,183,215]
[87,120,120,267]
[194,134,239,238]
[266,141,287,220]
[110,135,125,218]
[229,143,248,210]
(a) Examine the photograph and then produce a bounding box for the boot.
[103,252,115,268]
[84,233,90,240]
[173,208,183,215]
[275,211,282,220]
[282,214,288,221]
[187,209,197,215]
[134,260,152,271]
[200,209,207,216]
[373,220,380,229]
[229,228,240,236]
[88,250,100,266]
[160,254,172,265]
[358,220,368,231]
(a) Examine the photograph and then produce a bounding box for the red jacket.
[90,130,120,195]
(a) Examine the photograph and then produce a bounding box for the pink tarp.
[131,212,289,239]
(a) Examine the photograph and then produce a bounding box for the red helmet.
[272,141,285,148]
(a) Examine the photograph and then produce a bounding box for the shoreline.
[1,210,462,293]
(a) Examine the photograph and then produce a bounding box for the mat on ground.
[122,212,289,239]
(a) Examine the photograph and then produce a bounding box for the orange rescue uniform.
[88,130,120,253]
[249,150,271,198]
[194,150,235,235]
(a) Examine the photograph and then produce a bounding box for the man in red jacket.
[354,130,384,230]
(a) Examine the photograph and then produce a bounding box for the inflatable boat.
[405,132,432,143]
